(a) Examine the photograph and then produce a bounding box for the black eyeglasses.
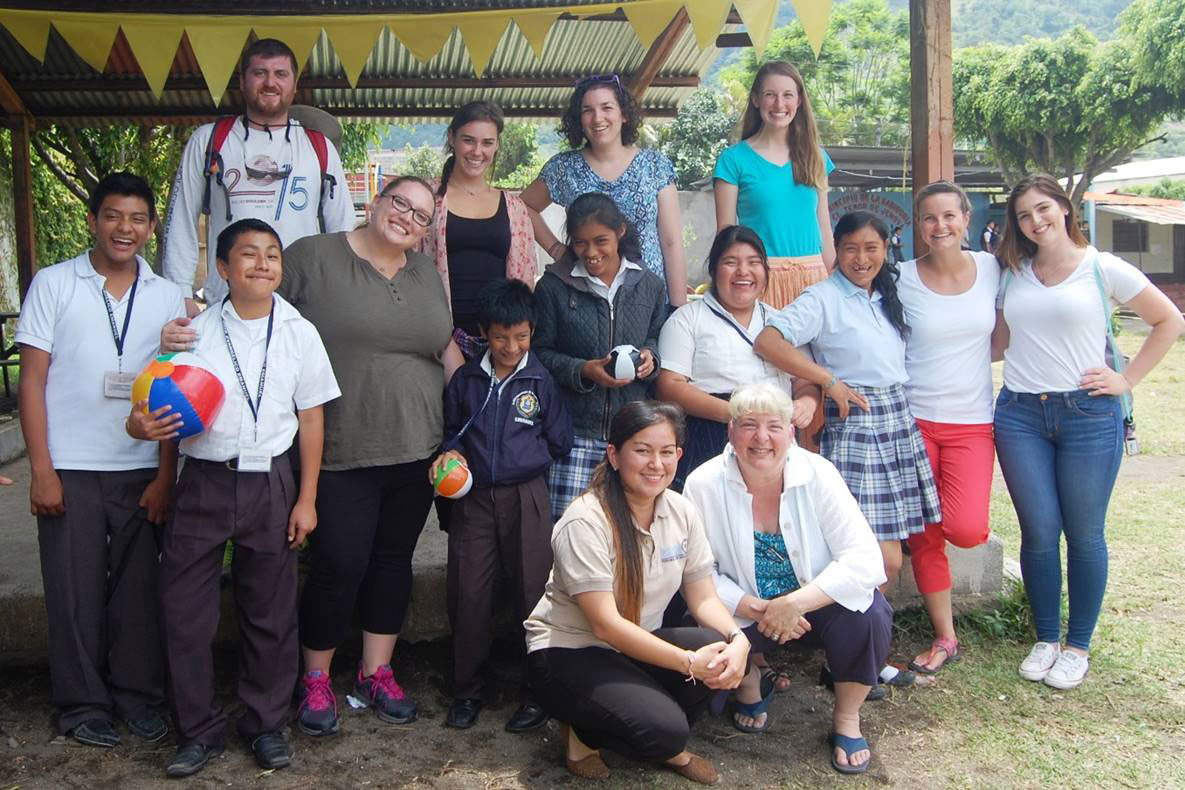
[575,74,623,91]
[383,193,434,227]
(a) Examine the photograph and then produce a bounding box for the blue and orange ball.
[131,353,225,439]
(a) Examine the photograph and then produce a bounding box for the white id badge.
[236,442,272,473]
[103,370,137,399]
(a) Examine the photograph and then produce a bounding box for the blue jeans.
[994,387,1123,650]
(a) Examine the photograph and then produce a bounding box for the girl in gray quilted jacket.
[534,193,668,520]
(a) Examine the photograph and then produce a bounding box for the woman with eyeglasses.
[277,176,458,736]
[423,101,540,359]
[521,74,689,306]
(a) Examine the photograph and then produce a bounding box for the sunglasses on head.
[574,74,623,91]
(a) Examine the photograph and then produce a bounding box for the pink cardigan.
[422,187,538,304]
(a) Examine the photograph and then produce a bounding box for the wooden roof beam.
[34,104,680,124]
[628,7,691,100]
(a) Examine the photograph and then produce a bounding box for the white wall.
[1094,210,1175,274]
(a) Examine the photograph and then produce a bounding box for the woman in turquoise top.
[714,61,835,310]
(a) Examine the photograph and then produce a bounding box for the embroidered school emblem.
[513,391,540,419]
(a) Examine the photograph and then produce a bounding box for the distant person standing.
[161,38,354,315]
[890,226,905,264]
[980,220,999,254]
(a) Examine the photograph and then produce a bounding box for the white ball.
[606,344,641,380]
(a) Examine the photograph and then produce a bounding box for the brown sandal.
[665,752,719,785]
[559,723,609,780]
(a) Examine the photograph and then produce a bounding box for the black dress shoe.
[166,743,224,778]
[70,719,120,748]
[445,698,482,729]
[818,665,886,701]
[125,712,169,742]
[504,702,549,733]
[251,733,293,770]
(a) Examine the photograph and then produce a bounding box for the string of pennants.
[0,0,833,107]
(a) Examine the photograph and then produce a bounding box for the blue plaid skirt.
[821,384,940,540]
[546,435,608,521]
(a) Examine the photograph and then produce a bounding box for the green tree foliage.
[952,0,1132,47]
[952,22,1181,205]
[492,122,539,183]
[1127,179,1185,200]
[720,0,910,147]
[656,89,736,190]
[1123,0,1185,105]
[398,144,444,181]
[338,122,388,172]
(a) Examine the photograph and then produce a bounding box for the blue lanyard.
[220,298,274,434]
[100,276,138,371]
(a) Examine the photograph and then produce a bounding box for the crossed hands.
[751,596,812,645]
[687,636,751,690]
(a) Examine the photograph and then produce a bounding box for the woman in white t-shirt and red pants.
[994,174,1183,690]
[897,182,999,675]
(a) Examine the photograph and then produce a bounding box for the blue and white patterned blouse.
[540,148,677,282]
[754,530,801,599]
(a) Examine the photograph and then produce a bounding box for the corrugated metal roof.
[1097,203,1185,226]
[0,6,742,125]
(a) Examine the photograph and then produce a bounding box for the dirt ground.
[0,631,944,789]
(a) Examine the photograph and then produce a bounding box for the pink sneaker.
[297,670,339,736]
[354,663,417,724]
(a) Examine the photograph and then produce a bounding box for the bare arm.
[817,186,835,271]
[288,405,325,547]
[521,177,565,261]
[713,180,738,231]
[656,184,688,305]
[655,370,731,422]
[18,346,63,517]
[990,308,1009,362]
[753,327,868,418]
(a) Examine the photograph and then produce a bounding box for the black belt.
[184,455,282,472]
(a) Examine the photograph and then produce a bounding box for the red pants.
[907,419,994,594]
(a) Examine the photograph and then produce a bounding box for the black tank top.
[445,192,512,336]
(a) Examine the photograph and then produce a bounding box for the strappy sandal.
[830,733,871,775]
[759,665,792,694]
[559,723,609,780]
[908,637,961,675]
[730,686,774,734]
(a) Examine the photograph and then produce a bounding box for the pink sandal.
[908,637,960,675]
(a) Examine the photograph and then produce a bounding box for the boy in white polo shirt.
[16,172,186,749]
[129,217,339,778]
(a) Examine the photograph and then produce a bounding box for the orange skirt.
[765,255,828,310]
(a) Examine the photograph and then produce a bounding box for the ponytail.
[438,155,456,197]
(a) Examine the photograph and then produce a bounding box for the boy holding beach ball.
[429,279,572,733]
[16,173,187,751]
[127,218,339,778]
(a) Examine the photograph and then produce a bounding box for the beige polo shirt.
[525,489,715,652]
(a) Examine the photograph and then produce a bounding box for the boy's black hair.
[241,37,298,75]
[477,278,536,331]
[216,218,282,263]
[88,171,157,221]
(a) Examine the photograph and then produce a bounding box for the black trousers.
[161,456,297,747]
[528,627,720,762]
[447,476,552,700]
[37,468,165,734]
[300,458,435,648]
[743,591,894,687]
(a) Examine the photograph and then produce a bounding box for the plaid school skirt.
[546,435,608,521]
[821,383,941,541]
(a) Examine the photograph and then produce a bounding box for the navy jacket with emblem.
[442,351,573,488]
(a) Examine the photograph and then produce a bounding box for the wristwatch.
[725,628,745,644]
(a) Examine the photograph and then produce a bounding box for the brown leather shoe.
[666,752,719,785]
[559,723,609,780]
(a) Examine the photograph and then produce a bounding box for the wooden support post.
[628,7,691,101]
[11,114,35,299]
[909,0,954,255]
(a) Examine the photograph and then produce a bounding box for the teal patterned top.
[754,531,801,599]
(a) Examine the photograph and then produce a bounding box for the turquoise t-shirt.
[713,141,835,258]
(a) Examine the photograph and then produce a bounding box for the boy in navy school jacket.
[431,278,572,733]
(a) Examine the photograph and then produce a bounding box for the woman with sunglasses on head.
[521,74,689,306]
[276,176,459,735]
[994,174,1183,690]
[423,101,540,360]
[713,61,835,310]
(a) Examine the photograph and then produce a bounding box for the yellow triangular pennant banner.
[791,0,833,57]
[121,20,184,100]
[624,0,684,50]
[732,0,779,56]
[323,20,386,86]
[684,0,732,50]
[457,16,509,77]
[0,10,51,63]
[388,17,456,64]
[53,18,119,73]
[251,23,325,76]
[186,23,252,107]
[512,12,560,60]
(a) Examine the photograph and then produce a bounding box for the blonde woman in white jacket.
[683,382,890,776]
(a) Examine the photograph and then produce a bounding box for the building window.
[1113,220,1149,253]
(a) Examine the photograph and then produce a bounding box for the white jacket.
[683,445,886,626]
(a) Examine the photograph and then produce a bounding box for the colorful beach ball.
[131,353,225,439]
[433,458,473,499]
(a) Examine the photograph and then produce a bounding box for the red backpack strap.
[305,128,337,232]
[202,116,239,221]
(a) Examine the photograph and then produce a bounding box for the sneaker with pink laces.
[297,670,340,736]
[354,663,417,724]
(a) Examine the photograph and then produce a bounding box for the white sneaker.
[1018,641,1060,681]
[1043,650,1089,689]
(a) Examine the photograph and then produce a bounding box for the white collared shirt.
[571,257,643,317]
[683,445,886,623]
[479,348,530,393]
[15,251,187,471]
[181,294,340,462]
[658,293,793,395]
